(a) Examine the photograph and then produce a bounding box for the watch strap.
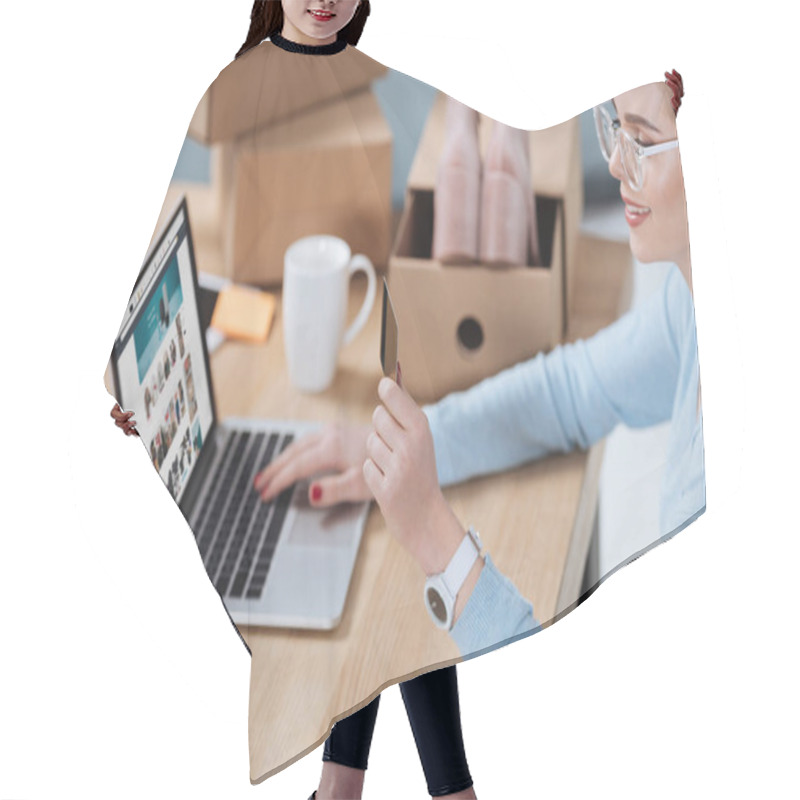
[442,526,481,598]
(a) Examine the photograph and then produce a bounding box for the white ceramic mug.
[283,235,377,393]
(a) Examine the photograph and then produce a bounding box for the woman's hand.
[253,422,374,507]
[362,372,466,576]
[110,403,138,437]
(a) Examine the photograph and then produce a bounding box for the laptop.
[110,196,370,630]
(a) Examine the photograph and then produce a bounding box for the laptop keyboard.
[193,430,296,600]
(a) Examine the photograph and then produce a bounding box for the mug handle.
[342,254,377,347]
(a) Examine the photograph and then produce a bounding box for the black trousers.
[323,665,473,797]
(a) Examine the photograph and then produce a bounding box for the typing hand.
[253,422,373,508]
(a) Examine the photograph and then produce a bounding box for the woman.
[113,3,477,798]
[363,70,704,653]
[254,70,705,655]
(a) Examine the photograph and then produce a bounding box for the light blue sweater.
[421,264,706,657]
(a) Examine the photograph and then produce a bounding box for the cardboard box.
[387,91,582,403]
[389,190,563,403]
[211,88,393,286]
[188,39,387,145]
[406,92,583,322]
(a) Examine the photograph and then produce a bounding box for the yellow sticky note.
[210,284,276,344]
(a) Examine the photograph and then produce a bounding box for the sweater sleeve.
[449,554,540,656]
[422,269,683,488]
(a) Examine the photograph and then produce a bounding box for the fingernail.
[311,484,322,502]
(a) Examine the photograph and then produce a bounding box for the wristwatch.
[423,525,483,631]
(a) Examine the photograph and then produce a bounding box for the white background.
[1,1,797,798]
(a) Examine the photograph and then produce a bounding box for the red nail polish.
[311,484,322,502]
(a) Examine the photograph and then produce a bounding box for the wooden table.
[146,181,632,783]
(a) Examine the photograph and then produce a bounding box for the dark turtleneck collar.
[270,31,348,56]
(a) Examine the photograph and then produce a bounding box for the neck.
[281,20,336,47]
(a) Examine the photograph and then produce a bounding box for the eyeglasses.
[593,104,679,192]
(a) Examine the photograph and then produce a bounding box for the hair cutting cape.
[106,36,705,782]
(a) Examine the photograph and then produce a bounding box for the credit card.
[380,277,399,382]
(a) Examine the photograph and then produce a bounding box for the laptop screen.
[113,198,215,505]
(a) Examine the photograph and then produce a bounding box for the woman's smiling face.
[609,82,690,269]
[281,0,361,45]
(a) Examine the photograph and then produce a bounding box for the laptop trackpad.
[286,479,366,547]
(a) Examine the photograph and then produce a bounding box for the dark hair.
[665,69,684,116]
[236,1,371,59]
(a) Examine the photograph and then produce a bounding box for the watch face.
[426,587,448,625]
